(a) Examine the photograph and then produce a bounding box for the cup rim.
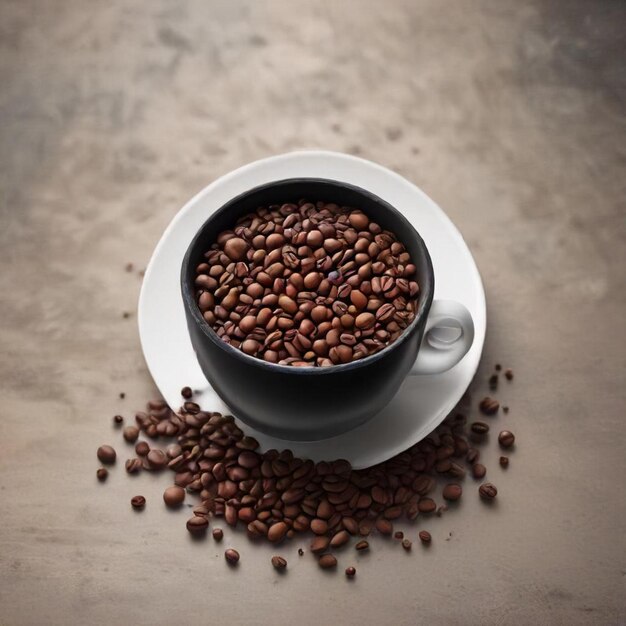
[181,177,434,376]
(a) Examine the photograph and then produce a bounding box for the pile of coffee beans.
[97,363,516,575]
[193,200,419,366]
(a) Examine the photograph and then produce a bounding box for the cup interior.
[181,178,434,371]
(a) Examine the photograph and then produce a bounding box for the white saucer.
[138,151,486,469]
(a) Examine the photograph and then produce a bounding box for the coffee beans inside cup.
[193,200,420,366]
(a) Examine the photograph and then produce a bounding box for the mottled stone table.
[1,1,624,624]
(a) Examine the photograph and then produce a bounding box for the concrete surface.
[0,1,624,625]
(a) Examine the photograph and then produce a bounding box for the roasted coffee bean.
[330,530,350,548]
[442,483,463,502]
[498,430,515,448]
[504,368,514,380]
[472,463,487,479]
[96,468,108,481]
[194,201,419,366]
[466,448,480,464]
[402,539,412,551]
[471,421,489,435]
[130,495,146,509]
[355,540,369,551]
[163,486,185,507]
[186,516,209,534]
[418,530,432,544]
[375,518,393,535]
[181,386,193,399]
[318,554,337,569]
[310,536,330,554]
[135,441,150,457]
[479,483,498,500]
[125,458,142,474]
[113,415,124,426]
[479,396,500,415]
[97,445,116,464]
[147,449,167,470]
[123,425,139,443]
[212,528,224,541]
[499,456,509,468]
[417,498,436,514]
[268,522,288,543]
[225,548,240,564]
[345,566,356,578]
[394,531,404,540]
[271,555,287,570]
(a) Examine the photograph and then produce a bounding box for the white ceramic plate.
[138,151,486,469]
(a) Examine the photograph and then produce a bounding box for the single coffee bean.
[504,368,513,380]
[225,548,240,564]
[97,445,116,464]
[163,485,185,507]
[345,566,356,578]
[500,456,509,467]
[419,530,432,544]
[181,386,193,399]
[96,468,108,481]
[271,555,287,570]
[479,483,498,500]
[498,430,515,448]
[113,415,124,426]
[479,396,500,415]
[402,539,412,551]
[417,498,436,514]
[394,531,404,540]
[125,458,142,474]
[375,518,393,535]
[130,495,146,509]
[212,528,224,541]
[472,463,487,479]
[147,449,167,470]
[471,421,489,435]
[135,441,150,457]
[186,516,209,534]
[318,554,337,569]
[267,521,288,543]
[355,540,369,551]
[310,536,330,554]
[123,425,139,443]
[466,448,480,464]
[330,530,350,548]
[489,374,498,390]
[442,483,463,502]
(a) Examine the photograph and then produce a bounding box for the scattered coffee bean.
[472,463,487,479]
[442,483,463,502]
[503,406,509,413]
[318,554,337,569]
[271,556,287,570]
[402,539,412,551]
[479,483,498,500]
[330,530,350,548]
[498,430,515,448]
[97,445,116,464]
[394,531,404,540]
[113,415,124,426]
[119,392,125,399]
[466,448,480,464]
[194,201,420,366]
[225,549,240,565]
[96,468,108,481]
[123,425,139,443]
[489,374,498,390]
[130,495,146,509]
[298,548,304,556]
[504,368,513,380]
[500,456,509,468]
[355,540,370,551]
[345,566,356,578]
[181,386,193,399]
[471,421,489,435]
[479,397,500,415]
[125,458,142,474]
[212,528,224,541]
[135,441,150,457]
[163,485,185,507]
[418,530,432,544]
[375,519,393,535]
[147,449,167,470]
[495,363,501,371]
[187,516,209,534]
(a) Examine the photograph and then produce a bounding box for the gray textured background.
[1,1,624,625]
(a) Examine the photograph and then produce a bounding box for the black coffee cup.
[181,178,473,441]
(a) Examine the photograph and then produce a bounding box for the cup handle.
[409,300,475,375]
